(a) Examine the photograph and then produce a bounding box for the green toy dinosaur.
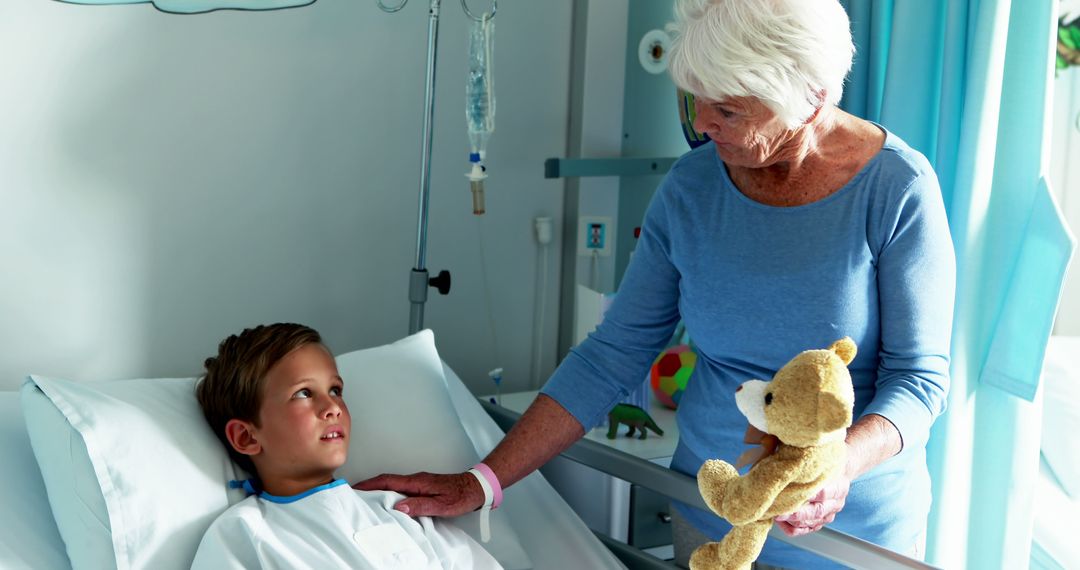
[606,404,664,440]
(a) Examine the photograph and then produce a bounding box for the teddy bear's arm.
[721,456,805,525]
[764,478,829,518]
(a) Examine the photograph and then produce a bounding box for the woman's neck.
[747,106,838,181]
[726,109,882,208]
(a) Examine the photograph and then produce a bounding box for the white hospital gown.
[191,479,502,570]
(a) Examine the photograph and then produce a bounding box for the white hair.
[667,0,855,128]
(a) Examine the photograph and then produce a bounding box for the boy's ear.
[225,419,262,456]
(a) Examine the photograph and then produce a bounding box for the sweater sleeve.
[540,178,683,430]
[861,169,955,452]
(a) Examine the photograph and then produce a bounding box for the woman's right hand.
[353,471,485,518]
[355,394,585,519]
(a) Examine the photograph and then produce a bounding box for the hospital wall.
[0,0,572,394]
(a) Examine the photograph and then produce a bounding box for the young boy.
[191,323,501,569]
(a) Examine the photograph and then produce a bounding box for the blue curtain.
[840,0,1075,568]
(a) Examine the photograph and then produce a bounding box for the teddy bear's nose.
[735,385,742,393]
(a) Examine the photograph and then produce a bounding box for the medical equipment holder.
[376,0,496,334]
[544,157,678,179]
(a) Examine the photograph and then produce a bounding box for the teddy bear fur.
[689,338,857,570]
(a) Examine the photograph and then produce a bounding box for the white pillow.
[0,391,70,570]
[1041,336,1080,499]
[334,331,531,569]
[21,330,530,570]
[22,376,244,570]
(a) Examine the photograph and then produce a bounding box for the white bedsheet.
[444,363,626,569]
[1031,457,1079,570]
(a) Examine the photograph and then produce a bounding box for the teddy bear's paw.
[689,542,721,570]
[699,459,739,483]
[689,542,751,570]
[698,460,740,517]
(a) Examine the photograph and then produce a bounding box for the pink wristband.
[471,463,503,509]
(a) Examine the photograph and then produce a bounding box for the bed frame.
[481,400,944,570]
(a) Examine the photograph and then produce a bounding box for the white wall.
[0,0,571,393]
[1050,68,1080,334]
[556,1,628,362]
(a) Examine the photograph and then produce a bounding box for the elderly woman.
[358,0,955,568]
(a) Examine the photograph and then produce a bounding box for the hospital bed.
[1,331,941,570]
[1029,336,1080,570]
[0,331,623,570]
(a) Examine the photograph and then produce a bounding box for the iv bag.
[466,15,495,159]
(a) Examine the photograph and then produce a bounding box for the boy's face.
[245,343,351,491]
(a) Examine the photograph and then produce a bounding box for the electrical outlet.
[578,216,613,256]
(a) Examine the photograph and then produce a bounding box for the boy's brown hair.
[196,323,323,476]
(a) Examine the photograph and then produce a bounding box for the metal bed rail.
[543,157,677,179]
[480,400,942,570]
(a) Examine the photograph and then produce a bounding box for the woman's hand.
[353,471,485,518]
[775,414,902,536]
[774,473,851,537]
[353,394,585,519]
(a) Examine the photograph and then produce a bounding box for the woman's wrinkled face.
[691,96,797,169]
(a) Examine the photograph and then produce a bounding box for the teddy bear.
[689,337,857,570]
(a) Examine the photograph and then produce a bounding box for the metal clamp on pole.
[409,268,452,334]
[428,269,452,295]
[408,269,429,334]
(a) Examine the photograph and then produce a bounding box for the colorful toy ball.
[651,344,696,409]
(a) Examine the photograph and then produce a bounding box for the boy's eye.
[330,386,343,397]
[293,388,312,399]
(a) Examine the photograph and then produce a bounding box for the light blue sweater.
[542,129,955,568]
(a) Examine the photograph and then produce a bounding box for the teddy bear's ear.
[828,337,857,365]
[817,391,853,433]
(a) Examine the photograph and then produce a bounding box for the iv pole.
[406,0,444,336]
[378,0,495,335]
